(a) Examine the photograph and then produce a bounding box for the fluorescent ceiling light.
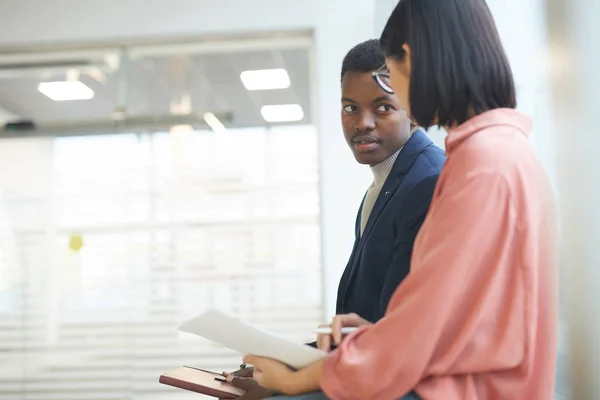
[240,68,290,91]
[260,104,304,123]
[170,124,194,133]
[38,81,94,101]
[203,112,228,134]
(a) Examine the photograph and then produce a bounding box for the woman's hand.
[242,355,296,394]
[223,374,276,400]
[225,364,254,378]
[242,355,324,396]
[317,313,372,351]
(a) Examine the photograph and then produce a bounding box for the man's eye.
[343,105,356,113]
[377,104,393,112]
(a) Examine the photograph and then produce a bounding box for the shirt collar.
[445,109,532,154]
[370,150,400,185]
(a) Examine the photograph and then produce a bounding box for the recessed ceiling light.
[260,104,304,123]
[170,124,194,133]
[38,81,94,101]
[240,69,290,91]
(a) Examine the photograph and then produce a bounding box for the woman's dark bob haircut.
[380,0,517,128]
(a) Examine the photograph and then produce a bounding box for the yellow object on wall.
[68,233,84,252]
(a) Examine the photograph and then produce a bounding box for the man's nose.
[355,112,376,132]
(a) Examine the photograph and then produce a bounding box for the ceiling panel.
[0,45,312,130]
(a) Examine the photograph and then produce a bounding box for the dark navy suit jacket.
[336,130,446,322]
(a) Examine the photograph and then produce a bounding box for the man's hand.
[316,313,372,351]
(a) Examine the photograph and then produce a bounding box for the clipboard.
[159,366,245,398]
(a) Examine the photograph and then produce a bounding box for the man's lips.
[352,136,381,152]
[352,135,380,144]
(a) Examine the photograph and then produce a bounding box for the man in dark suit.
[332,38,445,325]
[225,39,445,399]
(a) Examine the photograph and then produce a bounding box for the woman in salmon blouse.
[238,0,559,398]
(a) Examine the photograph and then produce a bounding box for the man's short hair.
[380,0,517,128]
[341,39,385,80]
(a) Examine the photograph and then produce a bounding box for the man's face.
[341,70,411,165]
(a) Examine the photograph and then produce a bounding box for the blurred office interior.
[0,0,597,399]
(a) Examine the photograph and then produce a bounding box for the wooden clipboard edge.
[159,367,245,399]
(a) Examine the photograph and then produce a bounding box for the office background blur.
[0,0,597,399]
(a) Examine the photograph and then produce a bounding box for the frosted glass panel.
[0,125,322,400]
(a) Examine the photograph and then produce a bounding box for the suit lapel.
[358,130,433,248]
[359,173,400,243]
[337,194,365,313]
[340,130,434,310]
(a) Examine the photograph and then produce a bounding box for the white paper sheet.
[179,308,327,369]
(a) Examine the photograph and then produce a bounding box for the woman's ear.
[401,43,412,76]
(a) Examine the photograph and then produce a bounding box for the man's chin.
[354,154,385,166]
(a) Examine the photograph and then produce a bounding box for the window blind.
[0,125,323,399]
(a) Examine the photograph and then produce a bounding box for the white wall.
[375,0,398,35]
[546,0,600,398]
[0,0,316,46]
[0,106,18,124]
[313,0,375,319]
